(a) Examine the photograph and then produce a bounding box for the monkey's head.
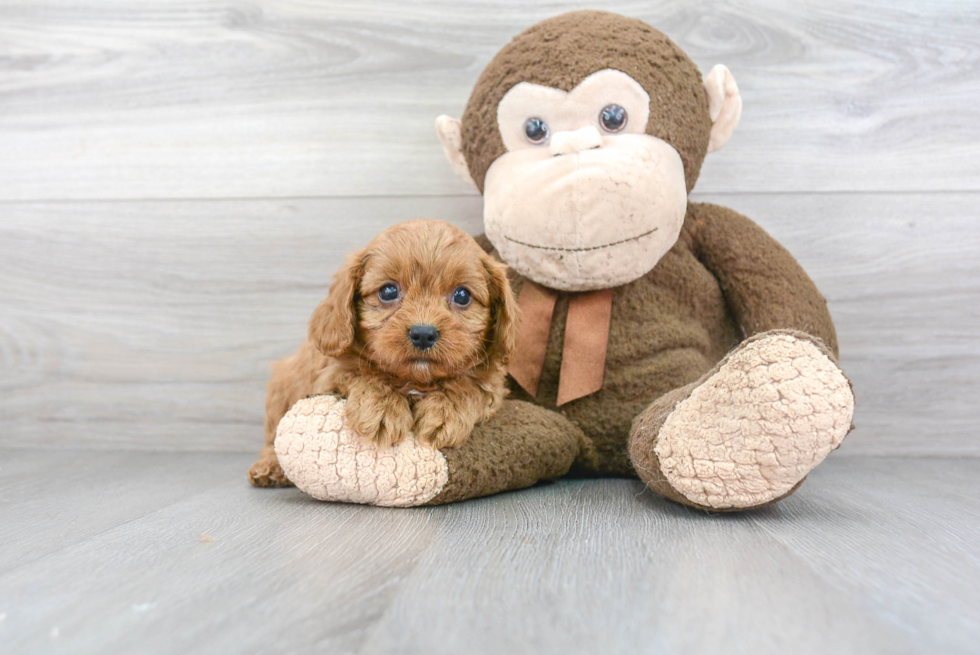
[436,11,741,291]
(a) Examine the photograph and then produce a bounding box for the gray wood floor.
[1,450,977,655]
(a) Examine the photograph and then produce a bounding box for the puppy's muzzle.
[409,324,440,351]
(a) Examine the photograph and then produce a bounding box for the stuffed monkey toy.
[269,10,854,511]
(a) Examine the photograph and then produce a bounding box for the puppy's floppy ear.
[309,249,366,357]
[483,256,519,367]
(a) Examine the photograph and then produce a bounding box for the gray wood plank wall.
[1,1,978,455]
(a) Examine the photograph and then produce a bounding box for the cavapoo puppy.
[249,219,518,487]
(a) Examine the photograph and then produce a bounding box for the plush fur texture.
[275,396,450,507]
[630,331,853,510]
[248,219,518,488]
[271,202,853,507]
[266,11,855,512]
[460,10,712,193]
[273,395,586,507]
[426,399,586,504]
[480,201,844,480]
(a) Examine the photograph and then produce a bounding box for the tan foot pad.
[656,334,854,510]
[274,396,449,507]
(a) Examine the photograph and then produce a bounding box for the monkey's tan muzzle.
[550,126,603,156]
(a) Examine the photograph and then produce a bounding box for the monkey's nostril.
[552,144,600,157]
[408,324,440,351]
[549,126,603,156]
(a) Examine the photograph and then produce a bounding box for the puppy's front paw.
[345,385,414,448]
[248,454,292,488]
[413,393,475,450]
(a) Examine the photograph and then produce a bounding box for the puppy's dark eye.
[451,287,472,307]
[524,117,549,144]
[378,283,399,302]
[599,104,628,133]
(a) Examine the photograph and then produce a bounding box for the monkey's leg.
[629,330,855,511]
[273,396,585,507]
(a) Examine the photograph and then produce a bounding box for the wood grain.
[0,450,247,573]
[0,1,978,200]
[0,196,482,450]
[758,457,980,653]
[2,193,977,455]
[0,450,976,654]
[0,450,447,655]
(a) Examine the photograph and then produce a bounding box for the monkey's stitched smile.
[503,227,659,252]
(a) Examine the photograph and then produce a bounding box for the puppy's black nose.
[409,324,440,351]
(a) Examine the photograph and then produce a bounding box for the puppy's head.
[310,219,518,383]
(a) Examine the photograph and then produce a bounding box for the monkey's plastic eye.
[378,283,400,302]
[599,104,628,133]
[524,117,549,144]
[451,287,472,307]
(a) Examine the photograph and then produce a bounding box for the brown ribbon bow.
[508,281,614,406]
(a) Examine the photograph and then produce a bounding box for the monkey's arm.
[273,395,584,506]
[687,201,839,357]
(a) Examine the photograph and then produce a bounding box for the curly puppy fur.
[248,219,519,488]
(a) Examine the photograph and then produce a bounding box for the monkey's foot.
[630,331,855,510]
[275,396,581,507]
[274,395,450,507]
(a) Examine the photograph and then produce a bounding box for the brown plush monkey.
[271,11,854,511]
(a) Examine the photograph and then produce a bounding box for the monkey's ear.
[703,64,742,153]
[308,250,366,357]
[435,115,478,189]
